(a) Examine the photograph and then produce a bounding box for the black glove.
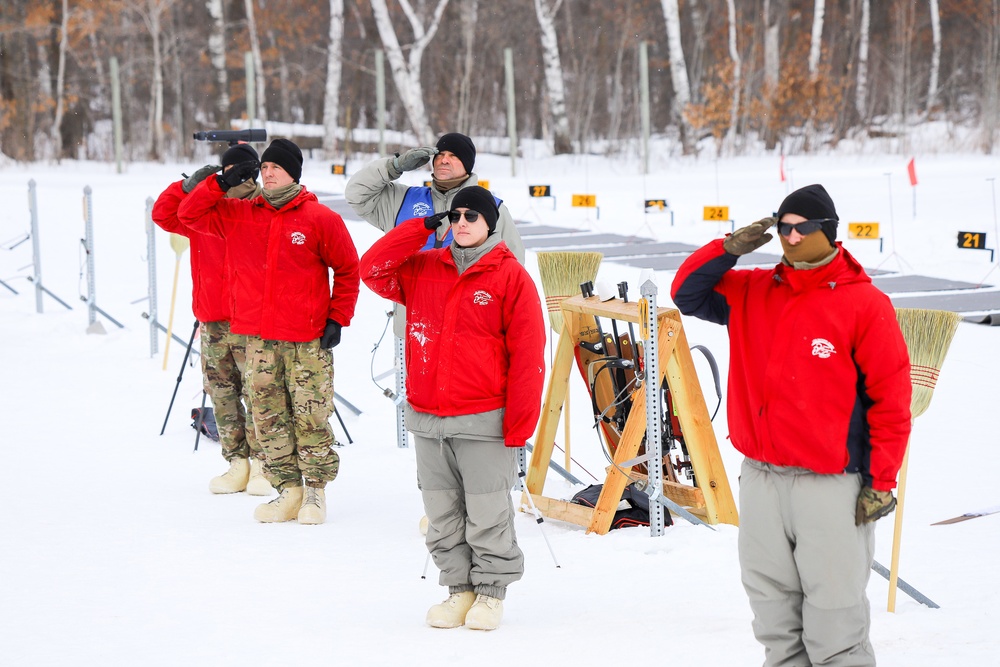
[393,146,438,172]
[855,486,897,525]
[182,164,221,193]
[320,319,342,349]
[423,211,450,231]
[216,160,260,192]
[723,216,776,256]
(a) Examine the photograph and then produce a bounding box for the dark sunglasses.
[448,210,481,224]
[776,218,835,237]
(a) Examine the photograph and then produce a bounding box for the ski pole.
[421,551,432,580]
[517,468,561,568]
[160,320,200,435]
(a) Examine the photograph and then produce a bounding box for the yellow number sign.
[848,222,880,239]
[529,185,551,197]
[572,194,597,208]
[703,206,729,221]
[645,199,666,210]
[330,164,346,175]
[958,231,987,249]
[478,179,490,189]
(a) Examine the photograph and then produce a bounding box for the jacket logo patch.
[412,202,432,217]
[473,290,493,306]
[811,338,836,359]
[290,231,306,245]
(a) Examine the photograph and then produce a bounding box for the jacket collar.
[773,243,871,292]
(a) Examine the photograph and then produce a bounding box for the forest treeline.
[1,0,997,163]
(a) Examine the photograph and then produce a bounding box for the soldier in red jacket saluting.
[179,138,360,526]
[361,186,546,632]
[671,184,911,666]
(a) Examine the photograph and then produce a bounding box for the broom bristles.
[895,308,962,418]
[537,252,603,333]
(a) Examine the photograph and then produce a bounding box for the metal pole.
[639,41,651,175]
[83,186,97,327]
[375,50,386,157]
[110,57,123,174]
[504,47,517,177]
[884,172,896,256]
[29,179,43,312]
[245,52,256,129]
[394,336,408,448]
[641,278,665,536]
[145,196,158,357]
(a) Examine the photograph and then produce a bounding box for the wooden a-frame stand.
[524,294,739,534]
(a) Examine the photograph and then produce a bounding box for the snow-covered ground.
[1,138,997,665]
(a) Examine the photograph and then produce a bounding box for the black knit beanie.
[221,144,259,181]
[451,186,499,234]
[776,184,839,244]
[260,138,303,183]
[435,132,476,176]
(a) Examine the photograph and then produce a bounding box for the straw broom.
[537,252,603,472]
[888,307,962,612]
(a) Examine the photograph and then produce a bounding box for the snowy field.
[1,136,998,665]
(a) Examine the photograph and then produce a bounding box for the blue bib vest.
[396,186,503,251]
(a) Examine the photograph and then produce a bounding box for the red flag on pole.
[779,155,786,182]
[907,157,918,186]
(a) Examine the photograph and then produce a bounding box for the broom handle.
[887,435,912,612]
[162,255,182,371]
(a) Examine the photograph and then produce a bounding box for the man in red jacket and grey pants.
[361,186,545,631]
[671,184,911,666]
[152,144,271,497]
[179,138,360,525]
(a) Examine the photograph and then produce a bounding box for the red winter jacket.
[178,178,360,342]
[671,241,911,491]
[360,218,546,447]
[151,180,231,323]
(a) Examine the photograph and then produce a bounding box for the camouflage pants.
[245,335,339,491]
[200,321,260,462]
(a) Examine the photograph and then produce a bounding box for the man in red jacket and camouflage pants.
[152,144,271,497]
[179,138,360,526]
[671,184,911,666]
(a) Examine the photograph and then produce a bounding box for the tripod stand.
[160,320,200,435]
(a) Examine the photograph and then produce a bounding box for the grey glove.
[182,164,221,193]
[723,216,776,256]
[393,146,438,172]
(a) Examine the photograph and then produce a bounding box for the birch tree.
[855,0,870,119]
[808,0,826,77]
[533,0,572,154]
[369,0,451,146]
[927,0,941,111]
[51,0,69,159]
[132,0,174,159]
[244,0,266,125]
[660,0,693,152]
[456,0,478,135]
[205,0,229,125]
[724,0,741,153]
[322,0,344,157]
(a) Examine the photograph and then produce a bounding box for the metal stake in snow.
[641,278,666,536]
[144,196,158,357]
[26,179,73,313]
[81,185,124,333]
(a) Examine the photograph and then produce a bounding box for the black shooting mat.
[514,224,588,236]
[888,289,1000,317]
[521,233,655,249]
[872,275,991,293]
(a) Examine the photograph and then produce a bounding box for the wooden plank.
[616,469,707,508]
[561,293,675,325]
[664,314,740,526]
[521,492,594,528]
[527,313,577,495]
[588,317,681,534]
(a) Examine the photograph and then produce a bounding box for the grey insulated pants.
[414,435,524,600]
[738,458,876,667]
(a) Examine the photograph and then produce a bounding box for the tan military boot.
[253,485,303,522]
[297,486,327,525]
[464,594,503,631]
[209,458,250,494]
[245,458,273,496]
[426,591,476,629]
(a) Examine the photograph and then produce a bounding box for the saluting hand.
[723,216,776,256]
